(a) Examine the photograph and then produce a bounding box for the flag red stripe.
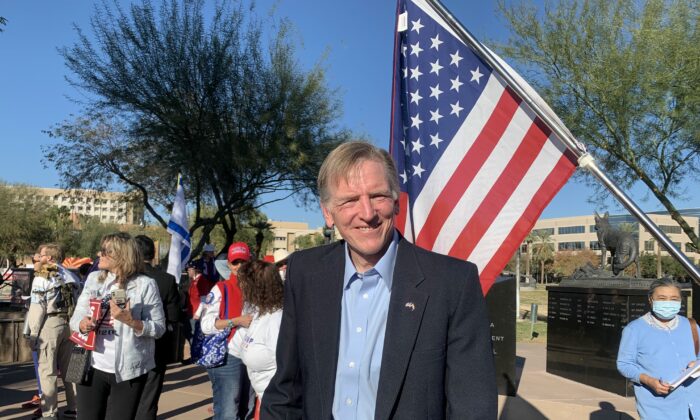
[396,192,409,237]
[478,153,577,293]
[448,118,552,261]
[415,87,521,250]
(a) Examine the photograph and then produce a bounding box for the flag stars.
[470,66,484,84]
[429,83,443,100]
[429,108,443,124]
[430,133,443,148]
[410,65,423,81]
[401,43,407,57]
[400,170,408,184]
[410,89,422,105]
[450,50,463,67]
[413,162,426,178]
[411,18,424,34]
[450,76,463,92]
[450,101,464,117]
[411,138,424,154]
[429,59,443,76]
[410,113,423,129]
[430,34,443,50]
[410,41,423,57]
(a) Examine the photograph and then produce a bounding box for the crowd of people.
[25,234,285,420]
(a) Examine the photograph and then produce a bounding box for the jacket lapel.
[310,243,345,419]
[375,240,428,420]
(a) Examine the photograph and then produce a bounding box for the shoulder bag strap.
[688,317,699,357]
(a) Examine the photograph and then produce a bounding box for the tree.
[498,0,700,253]
[530,230,554,284]
[0,17,7,32]
[294,233,325,250]
[552,250,599,278]
[44,0,350,255]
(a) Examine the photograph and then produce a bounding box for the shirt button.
[356,327,363,333]
[363,293,369,299]
[345,398,352,406]
[348,361,355,368]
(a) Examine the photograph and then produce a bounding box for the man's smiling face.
[321,159,399,272]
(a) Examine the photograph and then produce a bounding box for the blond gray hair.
[318,141,400,204]
[98,232,143,285]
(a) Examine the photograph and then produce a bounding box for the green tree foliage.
[530,229,555,283]
[498,0,700,252]
[44,0,350,255]
[294,232,325,250]
[0,16,7,32]
[552,250,600,278]
[640,252,697,281]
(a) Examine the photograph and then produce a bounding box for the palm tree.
[531,230,554,284]
[249,219,272,259]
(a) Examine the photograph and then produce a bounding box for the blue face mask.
[652,300,681,320]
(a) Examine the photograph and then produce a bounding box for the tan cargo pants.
[38,315,77,417]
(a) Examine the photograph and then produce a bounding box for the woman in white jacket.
[231,260,284,420]
[70,232,165,419]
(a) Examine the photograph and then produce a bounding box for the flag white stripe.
[431,101,538,254]
[469,136,569,271]
[411,74,505,237]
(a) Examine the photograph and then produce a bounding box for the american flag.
[390,0,583,294]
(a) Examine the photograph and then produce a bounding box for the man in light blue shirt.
[262,141,496,419]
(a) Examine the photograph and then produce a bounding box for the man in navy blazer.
[261,141,496,419]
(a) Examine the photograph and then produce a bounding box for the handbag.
[191,285,231,369]
[65,306,110,385]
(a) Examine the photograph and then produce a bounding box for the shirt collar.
[343,230,399,291]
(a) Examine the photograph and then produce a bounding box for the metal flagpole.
[427,0,700,284]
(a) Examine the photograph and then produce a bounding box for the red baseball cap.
[227,242,251,263]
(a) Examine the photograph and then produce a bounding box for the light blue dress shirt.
[332,231,398,420]
[617,313,700,419]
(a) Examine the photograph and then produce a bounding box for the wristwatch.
[227,319,234,329]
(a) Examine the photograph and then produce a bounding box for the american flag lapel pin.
[405,302,415,311]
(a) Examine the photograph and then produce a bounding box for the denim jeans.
[207,353,245,420]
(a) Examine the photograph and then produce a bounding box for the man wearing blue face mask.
[617,278,700,419]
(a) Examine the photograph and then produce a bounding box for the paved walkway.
[0,342,638,419]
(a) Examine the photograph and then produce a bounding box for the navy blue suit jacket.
[261,234,497,419]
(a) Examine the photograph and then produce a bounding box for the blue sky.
[1,1,697,229]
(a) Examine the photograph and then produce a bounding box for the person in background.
[200,242,253,420]
[617,278,700,419]
[186,259,216,335]
[134,235,182,420]
[232,260,284,420]
[197,243,220,282]
[25,243,78,420]
[70,232,165,419]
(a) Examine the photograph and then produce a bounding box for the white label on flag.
[398,12,408,32]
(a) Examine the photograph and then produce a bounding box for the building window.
[589,225,597,232]
[558,226,585,235]
[644,240,655,252]
[673,242,681,250]
[559,241,585,251]
[589,241,600,250]
[685,243,696,253]
[660,225,682,234]
[532,228,554,236]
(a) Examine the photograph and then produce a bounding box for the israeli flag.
[166,175,191,282]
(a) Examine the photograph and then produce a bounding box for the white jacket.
[231,309,282,397]
[69,271,165,382]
